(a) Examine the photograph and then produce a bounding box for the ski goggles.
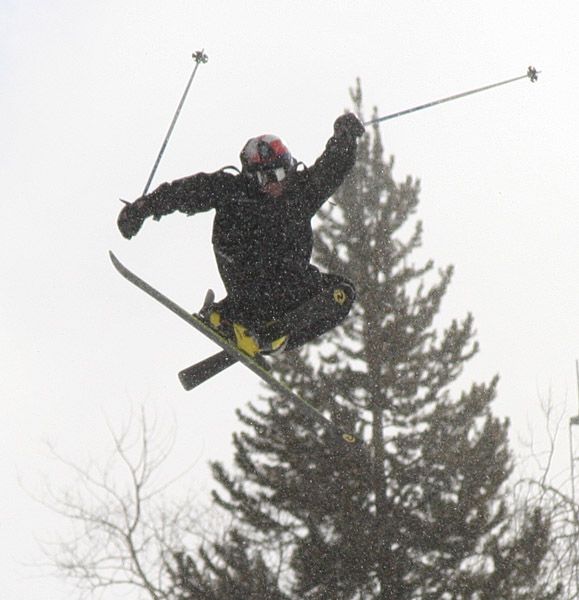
[254,166,287,186]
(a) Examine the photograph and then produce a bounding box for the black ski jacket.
[123,120,360,317]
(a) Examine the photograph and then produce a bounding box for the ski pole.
[142,50,209,196]
[363,66,539,127]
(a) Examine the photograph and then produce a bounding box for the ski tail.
[179,350,236,391]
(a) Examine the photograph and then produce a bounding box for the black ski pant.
[278,273,356,350]
[215,259,355,350]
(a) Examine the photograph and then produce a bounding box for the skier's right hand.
[117,198,147,239]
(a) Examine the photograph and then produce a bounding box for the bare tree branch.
[513,390,579,598]
[31,406,220,599]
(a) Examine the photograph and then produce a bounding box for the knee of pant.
[331,281,356,315]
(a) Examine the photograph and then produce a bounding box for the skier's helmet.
[240,135,296,189]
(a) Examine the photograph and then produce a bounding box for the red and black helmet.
[240,135,296,186]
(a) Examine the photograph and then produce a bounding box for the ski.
[178,350,237,391]
[178,349,273,391]
[110,251,361,448]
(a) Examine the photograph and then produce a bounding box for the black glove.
[117,198,148,239]
[334,112,365,139]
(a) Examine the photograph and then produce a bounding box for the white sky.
[2,1,578,598]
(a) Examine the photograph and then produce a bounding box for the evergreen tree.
[171,82,559,600]
[167,529,289,600]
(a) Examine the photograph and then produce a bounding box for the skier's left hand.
[334,113,365,139]
[117,199,147,239]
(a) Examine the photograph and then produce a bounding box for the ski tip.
[109,251,131,279]
[109,250,121,269]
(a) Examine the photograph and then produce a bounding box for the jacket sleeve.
[299,125,360,216]
[117,170,238,239]
[136,170,236,220]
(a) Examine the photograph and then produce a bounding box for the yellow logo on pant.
[333,288,347,305]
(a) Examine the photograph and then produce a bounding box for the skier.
[117,112,365,357]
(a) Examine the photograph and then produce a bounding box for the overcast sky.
[2,1,578,598]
